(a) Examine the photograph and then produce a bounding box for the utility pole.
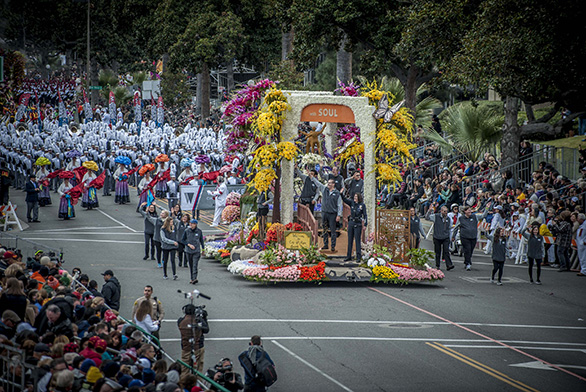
[87,0,92,106]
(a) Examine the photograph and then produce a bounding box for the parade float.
[203,79,444,285]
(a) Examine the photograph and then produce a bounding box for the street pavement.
[4,188,586,392]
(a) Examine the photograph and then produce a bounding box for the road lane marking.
[22,238,143,244]
[96,209,138,232]
[24,232,143,236]
[160,318,586,330]
[156,337,586,347]
[427,342,540,392]
[271,340,354,392]
[445,345,586,352]
[28,226,123,232]
[367,286,586,382]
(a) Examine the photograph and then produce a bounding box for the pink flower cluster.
[389,264,445,281]
[272,244,306,266]
[242,265,301,281]
[221,205,240,223]
[226,192,241,206]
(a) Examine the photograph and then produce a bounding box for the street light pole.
[87,0,91,106]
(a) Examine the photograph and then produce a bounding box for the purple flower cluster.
[222,79,277,153]
[334,81,360,97]
[334,124,362,158]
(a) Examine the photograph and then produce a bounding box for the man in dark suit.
[25,174,41,222]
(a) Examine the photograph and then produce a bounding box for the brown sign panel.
[300,104,355,124]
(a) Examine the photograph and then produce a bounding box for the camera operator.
[206,358,243,392]
[177,303,209,374]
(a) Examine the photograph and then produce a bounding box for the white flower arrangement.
[299,153,325,168]
[367,257,387,268]
[227,259,263,275]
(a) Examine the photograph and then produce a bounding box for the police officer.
[342,193,368,261]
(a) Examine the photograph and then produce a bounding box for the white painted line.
[22,238,143,244]
[96,209,138,232]
[157,337,586,346]
[28,226,123,232]
[25,232,143,236]
[159,318,586,330]
[271,340,354,392]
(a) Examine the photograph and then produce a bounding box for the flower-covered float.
[203,216,444,284]
[201,79,444,285]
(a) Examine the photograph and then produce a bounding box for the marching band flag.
[156,96,164,127]
[83,89,92,123]
[34,92,42,130]
[15,93,31,122]
[58,91,66,126]
[133,91,142,133]
[109,90,116,126]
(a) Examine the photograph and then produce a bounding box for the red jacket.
[80,348,102,367]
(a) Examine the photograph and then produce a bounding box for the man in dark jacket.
[101,270,121,310]
[345,170,364,200]
[181,219,205,285]
[296,168,319,214]
[312,177,343,251]
[429,206,455,271]
[25,174,41,222]
[238,335,275,392]
[36,304,74,339]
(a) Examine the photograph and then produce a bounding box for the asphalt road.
[4,188,586,392]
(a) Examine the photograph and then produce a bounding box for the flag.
[88,171,106,189]
[156,59,163,74]
[35,92,43,131]
[58,91,66,126]
[146,189,154,206]
[73,166,88,184]
[109,90,116,125]
[192,184,204,211]
[133,91,142,133]
[83,89,92,123]
[65,183,84,205]
[151,97,156,123]
[47,169,63,179]
[15,93,31,122]
[156,96,164,127]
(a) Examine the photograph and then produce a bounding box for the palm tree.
[423,102,503,161]
[99,69,119,102]
[356,76,442,128]
[112,86,132,108]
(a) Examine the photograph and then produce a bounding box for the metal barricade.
[0,344,38,392]
[0,232,64,263]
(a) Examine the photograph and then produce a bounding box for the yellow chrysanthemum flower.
[252,168,278,193]
[277,141,298,161]
[372,265,399,279]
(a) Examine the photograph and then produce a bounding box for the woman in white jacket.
[133,298,159,334]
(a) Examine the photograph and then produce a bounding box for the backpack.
[255,353,277,387]
[238,349,277,387]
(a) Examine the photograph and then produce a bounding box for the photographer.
[177,303,209,374]
[207,358,243,392]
